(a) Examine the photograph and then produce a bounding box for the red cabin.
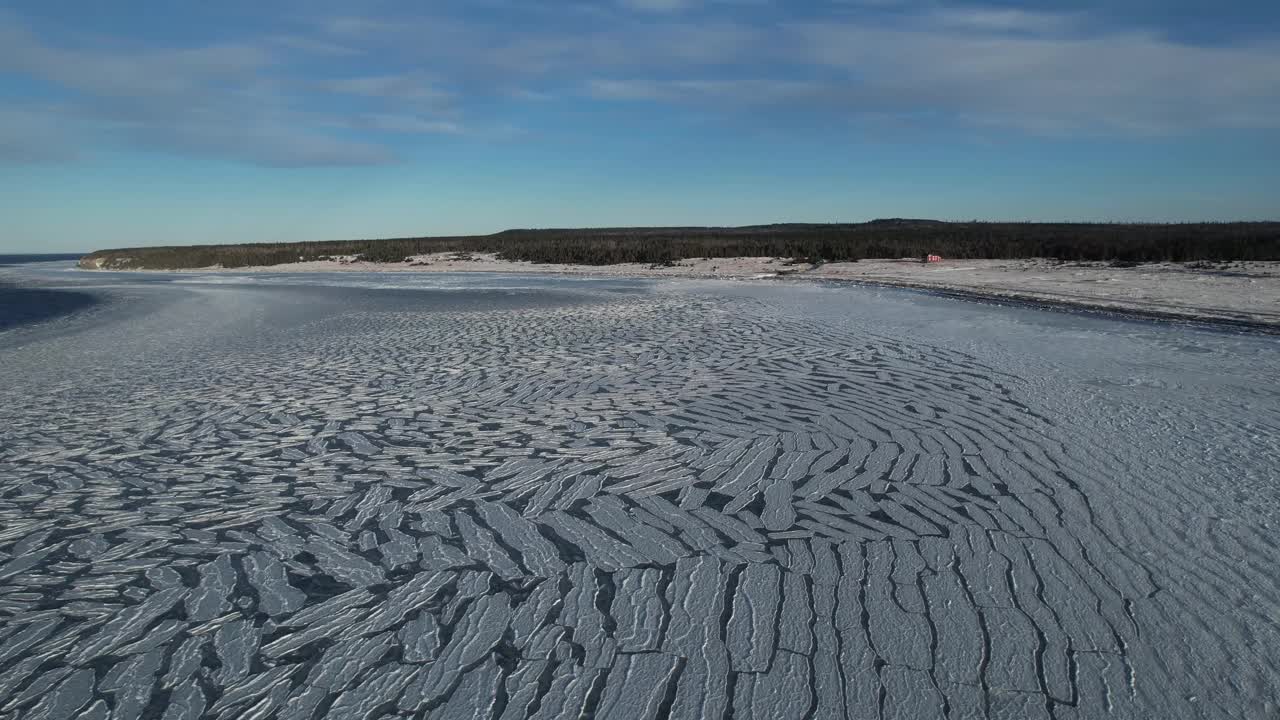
[924,254,943,263]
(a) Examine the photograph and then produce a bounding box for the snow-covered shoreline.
[84,253,1280,330]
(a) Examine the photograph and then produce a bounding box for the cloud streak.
[0,13,439,166]
[1,3,1278,166]
[575,8,1280,135]
[788,17,1280,134]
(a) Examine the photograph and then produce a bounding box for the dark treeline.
[80,220,1280,269]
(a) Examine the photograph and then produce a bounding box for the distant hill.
[79,221,1280,270]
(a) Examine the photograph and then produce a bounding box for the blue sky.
[2,1,1278,253]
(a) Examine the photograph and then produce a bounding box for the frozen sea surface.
[1,262,1278,719]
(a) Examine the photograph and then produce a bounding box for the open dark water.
[0,258,101,333]
[0,286,99,331]
[0,263,1277,719]
[0,253,85,266]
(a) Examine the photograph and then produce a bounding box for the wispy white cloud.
[267,34,360,57]
[619,0,698,12]
[789,18,1280,134]
[0,106,83,164]
[323,75,454,106]
[577,7,1280,135]
[2,3,1278,167]
[0,20,269,98]
[920,7,1082,34]
[339,114,464,135]
[0,13,448,166]
[588,78,823,103]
